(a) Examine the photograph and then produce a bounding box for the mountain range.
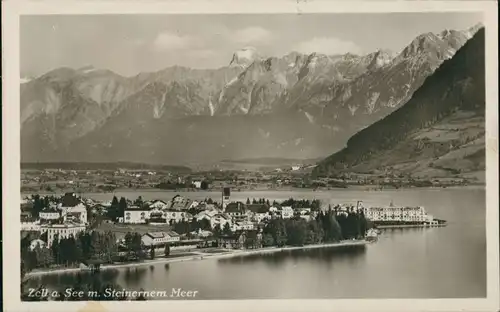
[314,27,485,182]
[21,24,482,168]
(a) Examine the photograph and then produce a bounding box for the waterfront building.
[362,204,433,223]
[217,232,247,249]
[41,222,86,247]
[141,231,180,247]
[232,220,255,232]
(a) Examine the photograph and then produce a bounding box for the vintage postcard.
[2,0,499,311]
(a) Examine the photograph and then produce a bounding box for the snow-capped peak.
[229,47,261,68]
[77,65,98,74]
[20,77,33,84]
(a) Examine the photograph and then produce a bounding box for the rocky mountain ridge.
[21,24,482,165]
[314,28,485,181]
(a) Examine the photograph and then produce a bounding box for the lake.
[26,188,486,299]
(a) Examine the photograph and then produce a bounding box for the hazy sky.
[21,13,482,77]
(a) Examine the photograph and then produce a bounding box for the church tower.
[222,187,231,210]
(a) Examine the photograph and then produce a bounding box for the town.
[20,164,473,195]
[20,187,444,278]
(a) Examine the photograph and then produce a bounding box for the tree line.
[261,208,369,247]
[21,231,119,271]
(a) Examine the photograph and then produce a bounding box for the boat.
[365,228,378,242]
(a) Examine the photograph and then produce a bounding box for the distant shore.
[26,240,368,277]
[21,184,485,197]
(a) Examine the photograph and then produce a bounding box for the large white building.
[280,206,294,219]
[39,211,61,222]
[362,205,432,223]
[211,213,232,229]
[41,222,86,247]
[123,206,152,224]
[62,203,88,224]
[148,208,192,224]
[232,220,254,232]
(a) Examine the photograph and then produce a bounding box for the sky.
[21,12,483,77]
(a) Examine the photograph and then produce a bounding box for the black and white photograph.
[2,1,499,311]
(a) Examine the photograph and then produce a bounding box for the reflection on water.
[218,245,367,267]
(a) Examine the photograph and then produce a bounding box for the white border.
[2,1,499,312]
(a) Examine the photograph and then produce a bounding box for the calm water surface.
[28,188,486,298]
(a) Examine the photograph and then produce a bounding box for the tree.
[213,224,222,238]
[51,235,61,264]
[262,233,274,247]
[286,220,307,246]
[34,245,54,268]
[106,196,120,221]
[199,218,211,230]
[131,233,145,259]
[223,223,232,235]
[246,198,251,205]
[200,181,209,190]
[134,196,144,207]
[118,197,128,220]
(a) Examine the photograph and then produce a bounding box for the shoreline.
[26,240,368,277]
[376,224,447,229]
[21,184,485,197]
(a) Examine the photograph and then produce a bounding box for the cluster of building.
[116,191,315,233]
[21,192,89,247]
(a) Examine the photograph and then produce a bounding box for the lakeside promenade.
[376,224,447,229]
[26,240,368,277]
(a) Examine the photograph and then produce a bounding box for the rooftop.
[41,222,85,228]
[245,204,269,213]
[225,202,245,213]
